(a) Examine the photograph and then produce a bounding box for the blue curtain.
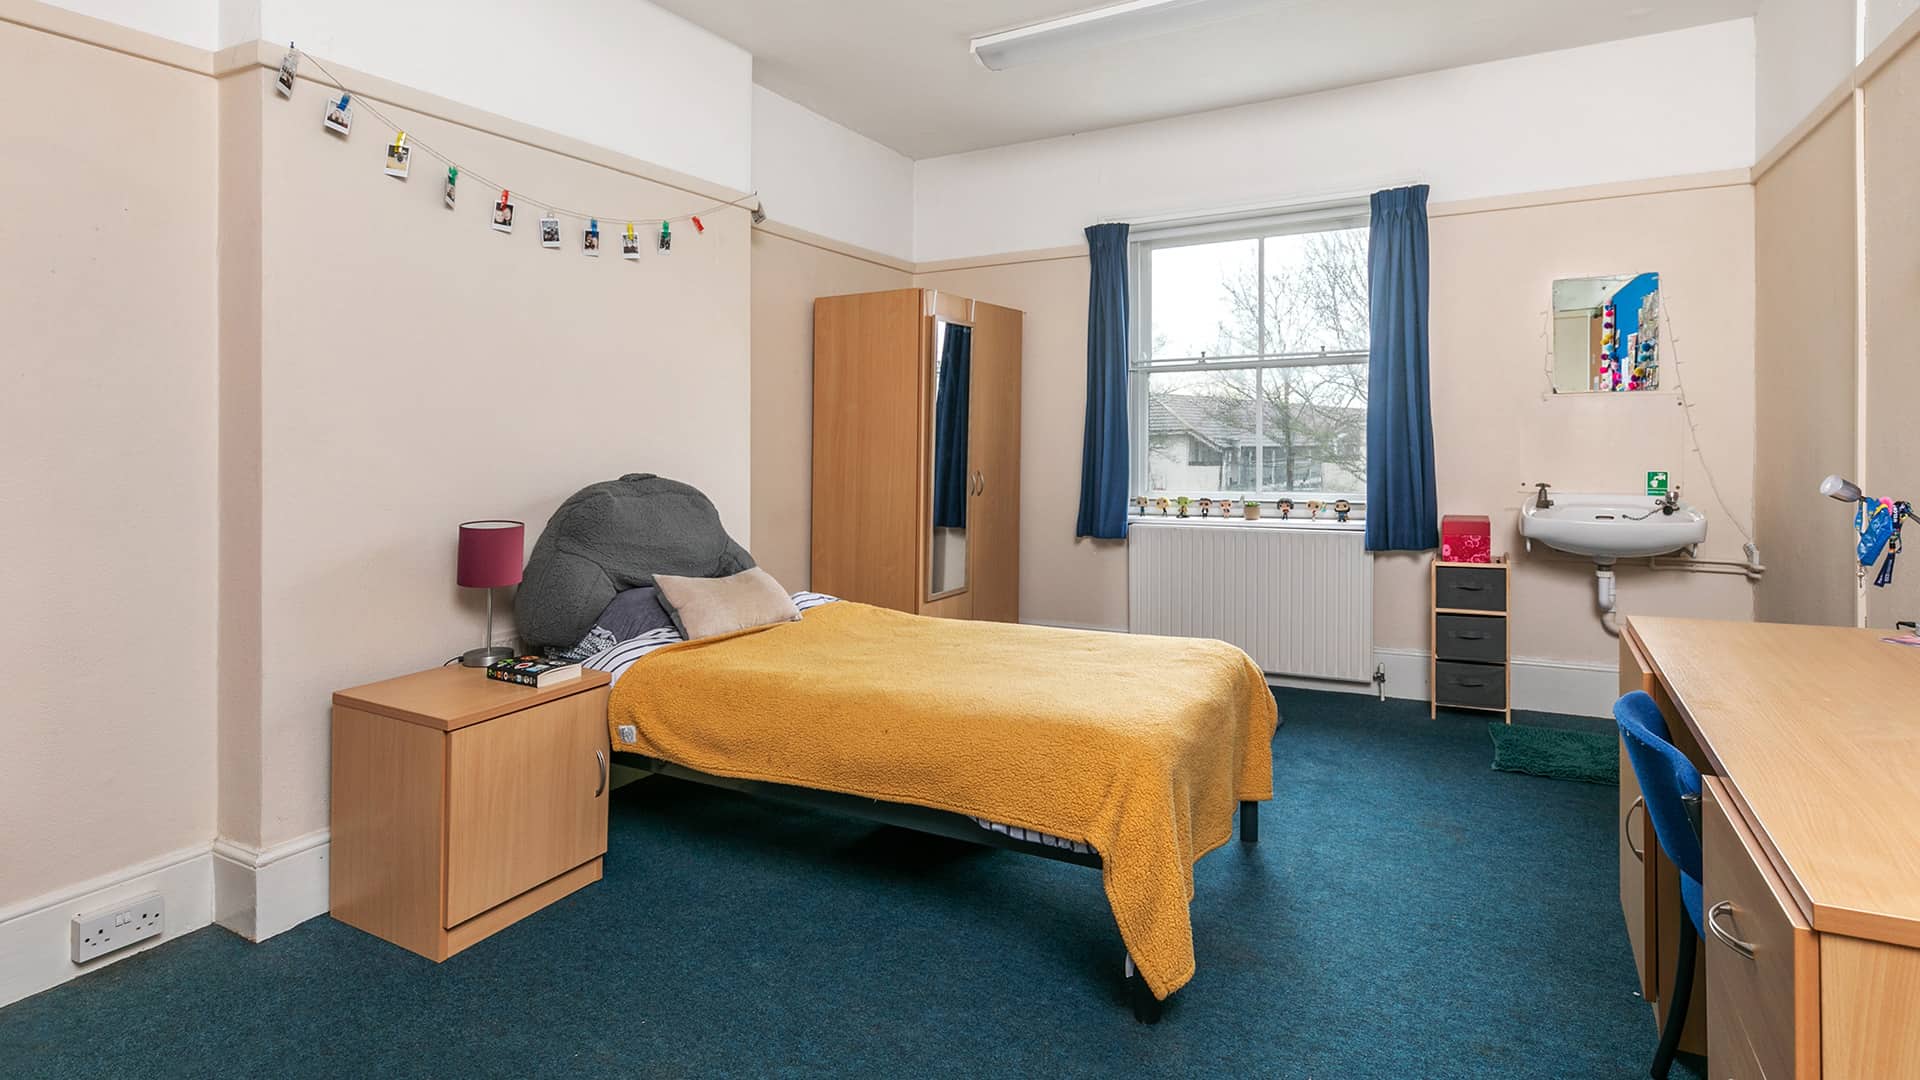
[1364,186,1439,552]
[932,323,972,529]
[1076,223,1131,540]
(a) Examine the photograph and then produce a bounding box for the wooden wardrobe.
[811,288,1022,622]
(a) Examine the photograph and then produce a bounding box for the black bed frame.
[612,751,1259,1023]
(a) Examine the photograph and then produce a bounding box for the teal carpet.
[1489,721,1619,785]
[0,691,1696,1078]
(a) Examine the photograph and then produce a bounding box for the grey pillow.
[550,586,677,662]
[516,474,754,650]
[654,569,801,640]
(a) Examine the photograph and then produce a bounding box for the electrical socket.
[71,892,164,964]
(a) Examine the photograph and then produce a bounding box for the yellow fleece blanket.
[607,601,1277,999]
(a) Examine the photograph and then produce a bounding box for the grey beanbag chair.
[516,473,754,650]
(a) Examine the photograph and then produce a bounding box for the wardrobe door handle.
[1623,797,1645,861]
[594,750,608,798]
[976,471,986,495]
[1706,900,1755,959]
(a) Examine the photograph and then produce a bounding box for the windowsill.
[1128,515,1364,531]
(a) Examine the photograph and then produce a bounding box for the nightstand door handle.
[594,750,608,798]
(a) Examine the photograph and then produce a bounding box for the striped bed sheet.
[584,591,1092,858]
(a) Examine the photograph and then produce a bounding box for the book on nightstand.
[485,655,584,688]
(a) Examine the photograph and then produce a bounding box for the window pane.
[1144,368,1260,495]
[1259,363,1367,494]
[1262,227,1369,354]
[1149,238,1260,360]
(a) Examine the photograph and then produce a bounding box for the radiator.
[1127,521,1374,683]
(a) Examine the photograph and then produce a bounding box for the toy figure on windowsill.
[1176,496,1191,518]
[1333,498,1352,523]
[1198,497,1213,518]
[1276,498,1294,520]
[1306,499,1324,521]
[1134,496,1149,516]
[1155,496,1171,516]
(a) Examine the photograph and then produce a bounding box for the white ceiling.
[651,0,1755,159]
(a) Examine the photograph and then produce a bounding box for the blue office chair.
[1615,691,1703,1080]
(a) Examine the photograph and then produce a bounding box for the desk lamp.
[457,519,524,667]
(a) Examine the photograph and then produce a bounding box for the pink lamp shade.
[457,520,525,588]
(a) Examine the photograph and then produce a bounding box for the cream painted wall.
[750,230,910,590]
[914,184,1758,667]
[751,89,914,263]
[912,22,1756,262]
[0,21,219,905]
[1754,103,1858,626]
[239,67,753,847]
[1861,38,1920,626]
[35,0,217,48]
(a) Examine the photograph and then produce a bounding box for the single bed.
[516,475,1279,1021]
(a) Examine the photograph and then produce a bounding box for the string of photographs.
[275,44,764,257]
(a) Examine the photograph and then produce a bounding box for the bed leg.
[1240,800,1259,845]
[1124,954,1164,1024]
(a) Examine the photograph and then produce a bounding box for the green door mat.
[1488,722,1616,785]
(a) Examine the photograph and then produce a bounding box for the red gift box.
[1441,515,1492,563]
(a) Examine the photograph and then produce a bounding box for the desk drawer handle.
[1453,678,1488,688]
[1706,900,1755,959]
[1453,631,1488,641]
[594,750,608,798]
[1453,583,1485,591]
[1623,797,1645,862]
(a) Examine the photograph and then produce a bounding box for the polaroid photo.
[276,51,298,98]
[385,142,411,180]
[540,214,562,249]
[322,99,353,137]
[491,198,514,234]
[622,231,641,260]
[583,224,600,257]
[657,227,672,255]
[443,172,457,210]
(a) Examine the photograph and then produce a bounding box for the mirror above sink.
[1519,491,1707,563]
[1550,273,1662,394]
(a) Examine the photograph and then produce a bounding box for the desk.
[1621,616,1920,1078]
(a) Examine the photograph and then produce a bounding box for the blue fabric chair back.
[1615,691,1703,926]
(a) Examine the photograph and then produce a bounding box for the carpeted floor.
[0,690,1698,1079]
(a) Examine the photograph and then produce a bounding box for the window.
[1130,209,1369,503]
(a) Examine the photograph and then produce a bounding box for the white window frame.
[1127,200,1371,506]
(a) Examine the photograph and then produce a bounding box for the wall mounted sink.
[1519,493,1707,563]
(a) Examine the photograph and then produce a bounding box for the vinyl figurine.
[1176,496,1191,518]
[1198,497,1213,517]
[1333,498,1352,523]
[1307,499,1324,521]
[1217,499,1234,518]
[1133,496,1149,516]
[1156,496,1171,516]
[1276,498,1294,520]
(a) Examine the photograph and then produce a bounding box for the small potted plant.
[1243,499,1261,520]
[1176,495,1191,518]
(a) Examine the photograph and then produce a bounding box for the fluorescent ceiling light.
[970,0,1274,71]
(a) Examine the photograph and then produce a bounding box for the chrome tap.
[1657,486,1680,515]
[1533,483,1553,510]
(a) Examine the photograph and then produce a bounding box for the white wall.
[913,21,1756,262]
[1755,0,1857,152]
[1868,0,1920,53]
[752,86,914,261]
[36,0,217,48]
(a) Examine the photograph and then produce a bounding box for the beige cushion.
[653,568,801,640]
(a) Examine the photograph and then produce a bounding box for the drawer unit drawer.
[1702,776,1819,1080]
[1435,614,1505,663]
[1435,565,1506,611]
[1434,660,1505,710]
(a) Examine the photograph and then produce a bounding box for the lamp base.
[460,645,516,668]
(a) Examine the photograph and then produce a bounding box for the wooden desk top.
[1627,616,1920,948]
[333,665,612,732]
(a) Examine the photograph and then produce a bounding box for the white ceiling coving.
[650,0,1755,159]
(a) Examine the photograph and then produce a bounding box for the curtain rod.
[1098,179,1425,228]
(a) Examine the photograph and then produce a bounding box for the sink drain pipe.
[1595,566,1620,637]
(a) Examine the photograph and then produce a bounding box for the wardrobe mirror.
[928,318,972,598]
[1550,272,1662,393]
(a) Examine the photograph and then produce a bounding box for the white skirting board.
[211,830,331,942]
[0,844,214,1010]
[1,832,331,1009]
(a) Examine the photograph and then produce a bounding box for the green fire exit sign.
[1646,471,1670,497]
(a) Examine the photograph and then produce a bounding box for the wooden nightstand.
[329,665,613,961]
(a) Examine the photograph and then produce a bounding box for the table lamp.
[457,519,524,667]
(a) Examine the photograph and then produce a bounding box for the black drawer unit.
[1435,614,1506,664]
[1434,564,1507,612]
[1434,661,1506,710]
[1430,559,1510,720]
